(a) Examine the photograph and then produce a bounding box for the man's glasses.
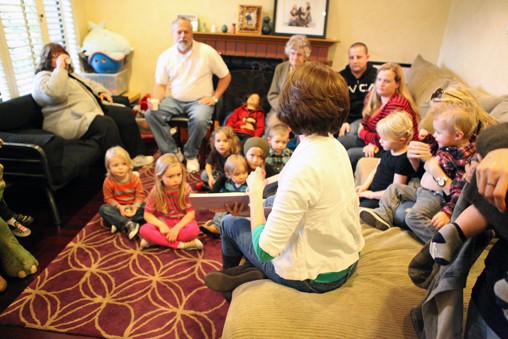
[430,87,462,101]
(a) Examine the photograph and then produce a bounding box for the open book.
[190,174,279,211]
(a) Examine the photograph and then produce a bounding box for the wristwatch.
[434,176,449,187]
[212,96,219,103]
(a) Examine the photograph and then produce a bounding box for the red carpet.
[0,164,228,338]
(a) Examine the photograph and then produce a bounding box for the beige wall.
[438,0,508,96]
[73,0,461,96]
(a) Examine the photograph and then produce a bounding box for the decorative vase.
[221,24,228,33]
[261,16,272,35]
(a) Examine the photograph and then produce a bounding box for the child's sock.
[430,222,466,265]
[494,274,508,321]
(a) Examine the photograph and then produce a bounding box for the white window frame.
[0,0,80,101]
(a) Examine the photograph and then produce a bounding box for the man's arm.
[153,83,167,101]
[198,73,232,106]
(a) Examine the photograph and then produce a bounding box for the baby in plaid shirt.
[265,124,293,174]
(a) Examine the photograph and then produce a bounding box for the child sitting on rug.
[201,154,249,235]
[199,126,241,192]
[265,124,293,174]
[225,93,265,146]
[139,154,203,250]
[356,111,415,208]
[99,146,145,240]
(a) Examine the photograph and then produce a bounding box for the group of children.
[98,92,294,249]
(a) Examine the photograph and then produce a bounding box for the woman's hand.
[99,92,113,103]
[362,143,379,157]
[246,167,266,198]
[476,148,508,212]
[418,128,429,141]
[407,141,432,161]
[56,54,70,70]
[339,122,350,137]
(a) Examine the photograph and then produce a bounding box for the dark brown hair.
[35,43,73,74]
[277,61,349,136]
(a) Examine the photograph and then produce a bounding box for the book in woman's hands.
[190,174,279,211]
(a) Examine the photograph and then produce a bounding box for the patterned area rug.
[0,164,228,338]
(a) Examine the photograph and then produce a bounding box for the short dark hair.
[277,61,349,136]
[349,42,368,54]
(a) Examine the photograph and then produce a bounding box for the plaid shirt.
[266,147,293,174]
[424,134,477,216]
[223,179,248,193]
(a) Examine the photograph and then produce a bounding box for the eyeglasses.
[430,88,462,101]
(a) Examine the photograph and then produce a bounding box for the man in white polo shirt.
[146,17,231,173]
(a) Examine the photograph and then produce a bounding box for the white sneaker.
[186,158,200,173]
[174,149,184,162]
[179,238,204,250]
[170,127,178,136]
[132,155,154,167]
[111,225,117,234]
[140,238,153,249]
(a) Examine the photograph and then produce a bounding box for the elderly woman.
[32,43,153,167]
[266,34,311,130]
[204,62,364,300]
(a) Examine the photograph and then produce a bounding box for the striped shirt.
[103,173,145,207]
[145,183,194,219]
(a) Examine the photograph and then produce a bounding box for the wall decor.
[238,5,262,34]
[273,0,329,38]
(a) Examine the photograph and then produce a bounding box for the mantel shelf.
[194,32,339,64]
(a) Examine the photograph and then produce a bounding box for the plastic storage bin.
[80,67,130,95]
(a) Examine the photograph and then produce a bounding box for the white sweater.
[32,68,107,140]
[259,134,365,280]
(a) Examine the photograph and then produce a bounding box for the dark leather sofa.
[0,94,101,225]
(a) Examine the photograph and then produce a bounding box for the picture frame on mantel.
[273,0,329,38]
[238,5,262,34]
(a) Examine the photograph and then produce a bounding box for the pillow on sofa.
[490,98,508,123]
[407,55,456,118]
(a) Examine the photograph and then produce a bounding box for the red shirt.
[226,105,265,137]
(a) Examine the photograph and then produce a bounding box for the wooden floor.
[0,164,106,338]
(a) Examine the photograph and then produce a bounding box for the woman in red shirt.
[338,62,420,170]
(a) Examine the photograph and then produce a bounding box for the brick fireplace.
[194,32,338,71]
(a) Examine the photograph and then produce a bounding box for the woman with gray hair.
[266,35,311,129]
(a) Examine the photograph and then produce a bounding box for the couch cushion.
[0,94,43,131]
[490,98,508,123]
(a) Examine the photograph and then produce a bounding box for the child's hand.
[362,144,379,157]
[166,227,180,242]
[355,185,366,193]
[124,206,137,218]
[418,128,429,140]
[357,190,375,199]
[119,205,132,217]
[431,211,450,229]
[208,177,216,187]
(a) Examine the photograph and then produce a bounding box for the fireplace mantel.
[194,32,338,65]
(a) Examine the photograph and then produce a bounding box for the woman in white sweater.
[32,43,152,167]
[205,62,365,298]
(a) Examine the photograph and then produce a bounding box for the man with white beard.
[146,17,231,173]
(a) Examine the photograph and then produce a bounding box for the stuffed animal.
[81,21,132,73]
[0,164,39,292]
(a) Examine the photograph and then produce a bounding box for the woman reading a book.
[204,62,365,299]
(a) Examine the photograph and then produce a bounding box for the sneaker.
[359,208,391,231]
[111,225,118,234]
[204,264,266,292]
[125,221,140,240]
[174,149,184,162]
[200,220,220,235]
[179,238,204,250]
[186,158,200,173]
[170,127,178,136]
[132,155,154,167]
[14,214,34,226]
[8,220,31,237]
[140,238,153,249]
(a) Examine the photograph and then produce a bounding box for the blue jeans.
[99,203,145,231]
[145,97,213,159]
[464,300,500,339]
[220,214,357,293]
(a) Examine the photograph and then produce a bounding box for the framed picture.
[177,14,199,32]
[273,0,329,38]
[238,5,262,34]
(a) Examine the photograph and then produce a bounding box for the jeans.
[220,214,357,293]
[145,97,213,159]
[405,187,446,243]
[99,203,145,231]
[464,300,500,339]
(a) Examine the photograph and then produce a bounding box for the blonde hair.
[426,83,498,134]
[209,126,241,155]
[224,154,248,177]
[376,111,414,143]
[363,63,420,121]
[104,146,133,177]
[428,102,478,140]
[267,124,290,139]
[153,154,187,212]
